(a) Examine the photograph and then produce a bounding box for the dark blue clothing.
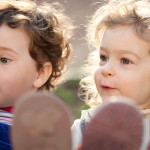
[0,123,12,150]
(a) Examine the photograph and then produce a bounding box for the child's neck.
[1,107,13,113]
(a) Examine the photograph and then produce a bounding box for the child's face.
[94,25,150,109]
[0,24,39,107]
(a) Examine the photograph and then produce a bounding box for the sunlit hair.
[79,0,150,107]
[0,0,74,90]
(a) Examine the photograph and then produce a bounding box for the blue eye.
[100,55,108,62]
[122,58,131,64]
[0,57,10,63]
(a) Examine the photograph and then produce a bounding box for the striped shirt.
[0,110,13,125]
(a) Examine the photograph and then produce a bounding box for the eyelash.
[0,57,11,64]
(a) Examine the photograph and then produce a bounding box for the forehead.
[100,25,150,55]
[0,24,30,54]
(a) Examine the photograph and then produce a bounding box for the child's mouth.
[101,85,116,90]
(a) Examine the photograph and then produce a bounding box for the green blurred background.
[54,79,90,119]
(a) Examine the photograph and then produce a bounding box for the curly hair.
[0,0,73,90]
[79,0,150,107]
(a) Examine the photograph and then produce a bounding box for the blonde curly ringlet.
[79,0,150,107]
[0,0,74,90]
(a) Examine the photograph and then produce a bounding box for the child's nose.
[101,61,115,77]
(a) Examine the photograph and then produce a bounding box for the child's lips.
[101,85,116,91]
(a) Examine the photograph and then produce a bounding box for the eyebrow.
[100,46,141,59]
[0,46,18,55]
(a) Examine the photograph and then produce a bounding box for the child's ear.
[33,62,52,88]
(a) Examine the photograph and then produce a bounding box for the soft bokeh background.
[56,0,97,78]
